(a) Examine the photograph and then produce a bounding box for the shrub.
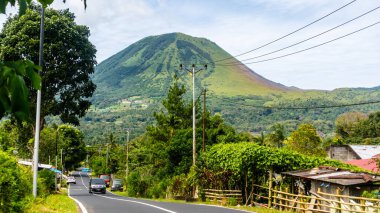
[0,150,32,212]
[38,169,56,196]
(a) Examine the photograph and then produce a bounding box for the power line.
[218,99,380,110]
[213,0,358,63]
[217,6,380,65]
[216,21,380,66]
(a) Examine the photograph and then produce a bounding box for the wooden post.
[285,187,289,211]
[360,200,365,212]
[251,172,254,205]
[336,188,341,213]
[268,169,273,208]
[273,186,277,208]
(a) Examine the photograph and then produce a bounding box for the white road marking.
[68,180,88,213]
[94,194,177,213]
[79,172,176,213]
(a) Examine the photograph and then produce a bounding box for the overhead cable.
[213,0,358,63]
[217,6,380,65]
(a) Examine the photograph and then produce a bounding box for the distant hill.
[79,33,380,144]
[92,33,296,107]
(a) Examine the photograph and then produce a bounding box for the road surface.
[68,172,250,213]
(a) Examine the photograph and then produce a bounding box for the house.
[282,166,380,198]
[327,145,380,161]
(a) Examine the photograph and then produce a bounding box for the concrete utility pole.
[180,64,207,166]
[32,5,45,197]
[125,129,130,177]
[202,88,207,153]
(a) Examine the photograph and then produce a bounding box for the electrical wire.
[218,99,380,110]
[213,0,358,63]
[217,6,380,65]
[216,21,380,66]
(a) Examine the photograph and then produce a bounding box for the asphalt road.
[68,172,250,213]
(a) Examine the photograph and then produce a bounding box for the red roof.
[346,159,379,172]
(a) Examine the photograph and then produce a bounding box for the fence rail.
[250,183,380,212]
[204,189,243,204]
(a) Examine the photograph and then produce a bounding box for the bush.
[0,150,32,212]
[227,197,237,206]
[127,171,148,197]
[148,179,169,199]
[38,170,56,196]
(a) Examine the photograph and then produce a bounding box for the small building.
[282,166,380,198]
[327,145,380,161]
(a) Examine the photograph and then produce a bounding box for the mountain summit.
[93,33,292,105]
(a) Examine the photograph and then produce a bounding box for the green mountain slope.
[92,33,295,107]
[80,33,380,144]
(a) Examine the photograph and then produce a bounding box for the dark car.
[110,179,123,192]
[89,178,106,194]
[99,174,111,187]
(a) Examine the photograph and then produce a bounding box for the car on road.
[99,174,111,187]
[67,176,76,184]
[110,179,123,192]
[89,178,106,194]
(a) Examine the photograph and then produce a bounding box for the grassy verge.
[25,189,77,213]
[111,191,287,213]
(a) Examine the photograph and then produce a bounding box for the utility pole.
[60,149,63,186]
[202,88,207,153]
[180,64,207,166]
[32,5,45,197]
[106,144,109,171]
[125,129,130,177]
[55,155,58,192]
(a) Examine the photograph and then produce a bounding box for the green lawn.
[25,189,77,213]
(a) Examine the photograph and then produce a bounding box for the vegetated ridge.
[80,33,380,144]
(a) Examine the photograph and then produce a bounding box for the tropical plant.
[0,5,96,125]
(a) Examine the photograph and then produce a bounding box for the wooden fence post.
[336,188,341,213]
[268,169,273,208]
[284,187,289,211]
[274,186,278,208]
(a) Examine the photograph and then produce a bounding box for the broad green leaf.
[25,65,41,90]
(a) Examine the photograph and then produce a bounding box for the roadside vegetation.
[25,189,77,213]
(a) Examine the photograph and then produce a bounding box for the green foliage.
[0,120,34,158]
[0,60,41,121]
[335,111,368,138]
[0,6,96,125]
[204,142,361,181]
[126,171,148,197]
[57,124,86,170]
[38,169,55,197]
[334,111,380,145]
[362,190,379,199]
[0,150,32,212]
[264,123,286,148]
[284,124,325,157]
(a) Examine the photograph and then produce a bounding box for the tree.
[284,124,325,157]
[1,0,87,121]
[264,123,285,148]
[57,124,86,170]
[0,6,96,125]
[335,111,368,138]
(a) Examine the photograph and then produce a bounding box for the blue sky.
[1,0,379,90]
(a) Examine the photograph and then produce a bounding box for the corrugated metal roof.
[282,167,380,186]
[349,145,380,159]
